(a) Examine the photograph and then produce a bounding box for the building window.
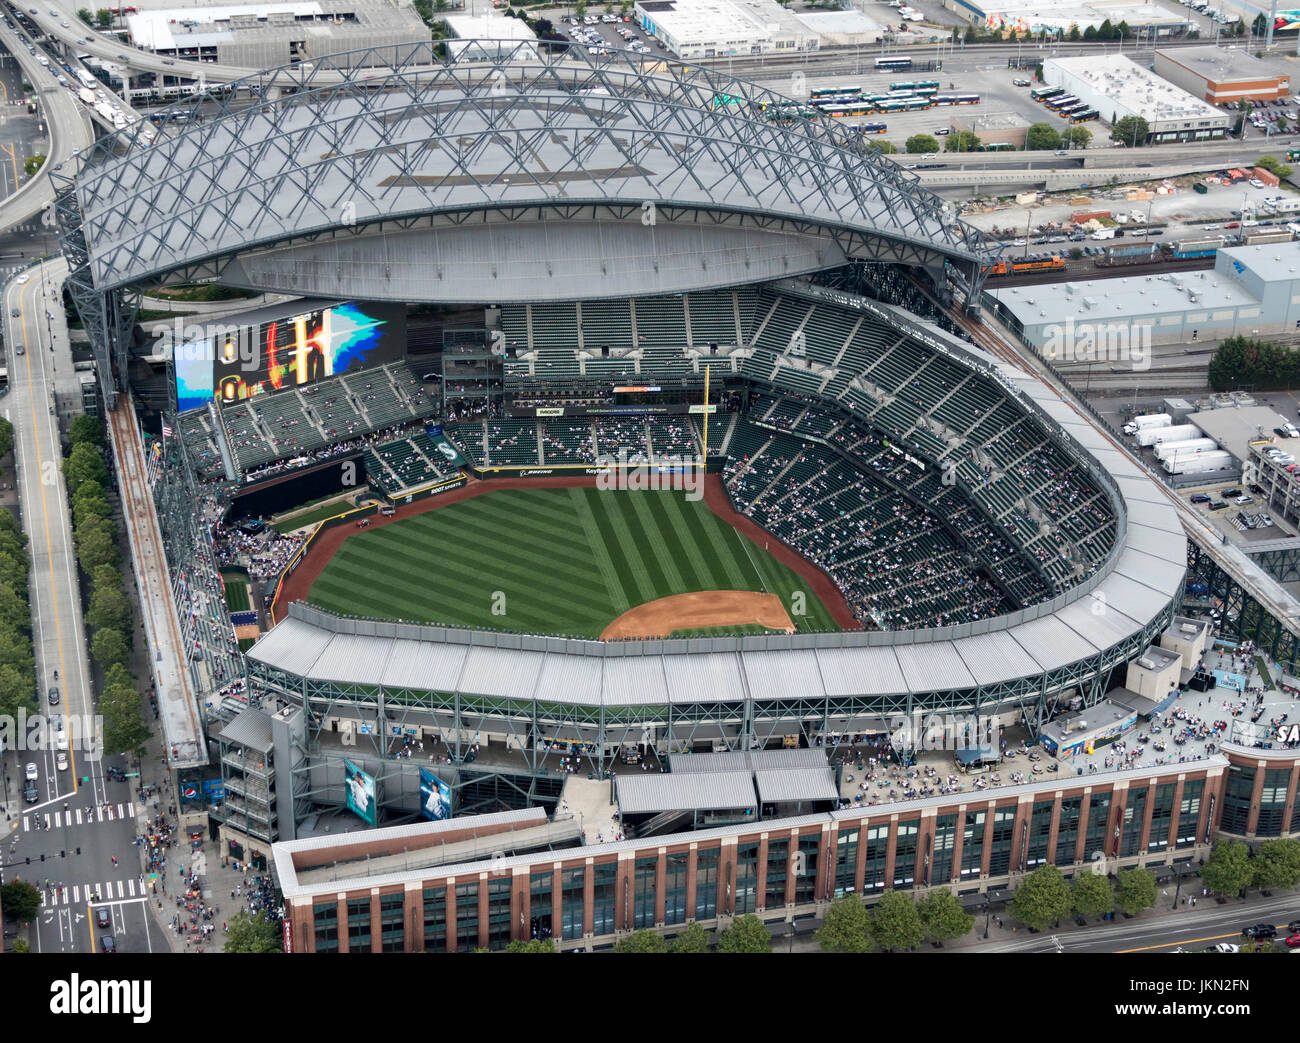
[1027,800,1054,867]
[1257,769,1291,836]
[422,887,447,953]
[592,861,617,938]
[765,837,789,908]
[1119,787,1148,858]
[455,883,479,950]
[695,847,719,919]
[530,872,553,942]
[1083,793,1111,861]
[1147,784,1176,851]
[892,821,919,888]
[486,879,512,951]
[664,852,689,925]
[560,868,585,941]
[959,811,986,878]
[633,856,657,929]
[986,807,1017,876]
[834,828,859,896]
[931,814,957,884]
[1221,766,1255,835]
[794,835,820,904]
[864,824,889,892]
[379,893,405,953]
[346,897,371,954]
[735,842,760,914]
[313,901,338,954]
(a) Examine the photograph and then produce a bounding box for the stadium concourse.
[53,41,1213,933]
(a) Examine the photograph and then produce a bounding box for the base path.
[275,473,860,631]
[601,590,795,640]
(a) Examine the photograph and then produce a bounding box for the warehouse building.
[944,0,1188,34]
[443,13,538,60]
[950,110,1031,149]
[1154,45,1291,104]
[1043,53,1230,143]
[125,0,430,68]
[634,0,819,58]
[987,240,1300,349]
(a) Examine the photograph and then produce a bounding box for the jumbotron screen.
[174,301,406,413]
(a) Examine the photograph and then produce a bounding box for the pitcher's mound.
[600,590,795,640]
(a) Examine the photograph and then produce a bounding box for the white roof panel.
[893,642,976,692]
[953,629,1044,685]
[459,646,546,698]
[662,652,744,702]
[744,649,825,703]
[380,640,468,692]
[311,633,394,685]
[814,646,906,696]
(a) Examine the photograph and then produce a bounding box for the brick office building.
[271,749,1300,952]
[1154,46,1291,105]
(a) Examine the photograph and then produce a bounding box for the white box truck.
[1136,423,1199,448]
[1163,450,1233,475]
[1155,437,1218,462]
[1122,412,1171,436]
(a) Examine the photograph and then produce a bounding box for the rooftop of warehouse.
[1156,44,1290,83]
[1044,53,1228,122]
[1218,240,1300,283]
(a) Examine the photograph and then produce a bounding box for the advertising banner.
[419,767,452,821]
[344,759,377,825]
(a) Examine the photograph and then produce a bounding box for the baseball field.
[305,486,843,638]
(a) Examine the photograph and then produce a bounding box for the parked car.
[1190,494,1211,503]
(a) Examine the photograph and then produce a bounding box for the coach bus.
[978,142,1016,151]
[950,93,980,105]
[1070,108,1100,123]
[1031,85,1064,102]
[811,85,861,100]
[875,55,913,71]
[889,79,939,92]
[1047,95,1080,111]
[1057,102,1087,115]
[820,102,876,118]
[902,97,932,110]
[875,99,907,113]
[844,121,887,134]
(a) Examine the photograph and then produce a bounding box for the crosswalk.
[40,875,147,907]
[22,802,132,831]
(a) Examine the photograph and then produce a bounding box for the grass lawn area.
[223,575,251,613]
[668,624,779,638]
[1256,655,1272,687]
[272,501,358,534]
[238,637,258,652]
[307,487,840,638]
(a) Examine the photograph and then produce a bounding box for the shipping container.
[1122,412,1171,435]
[1155,437,1219,462]
[1163,450,1235,475]
[1136,423,1201,448]
[1253,167,1281,187]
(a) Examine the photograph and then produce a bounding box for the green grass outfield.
[307,487,841,638]
[272,500,357,534]
[222,573,251,613]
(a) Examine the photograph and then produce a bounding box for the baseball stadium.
[56,40,1265,950]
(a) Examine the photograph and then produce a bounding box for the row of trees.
[1008,864,1157,929]
[1207,335,1300,392]
[0,419,39,722]
[76,8,118,29]
[1201,838,1300,896]
[63,417,149,758]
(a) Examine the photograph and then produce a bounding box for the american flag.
[161,421,173,438]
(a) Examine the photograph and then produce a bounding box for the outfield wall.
[467,460,723,479]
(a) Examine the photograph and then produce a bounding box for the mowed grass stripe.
[658,491,725,590]
[567,487,630,614]
[624,492,686,593]
[683,497,752,589]
[586,489,658,606]
[745,545,838,632]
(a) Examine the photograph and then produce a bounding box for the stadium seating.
[482,420,541,466]
[541,421,597,464]
[178,411,227,480]
[592,417,649,457]
[647,418,698,458]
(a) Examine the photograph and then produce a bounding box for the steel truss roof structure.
[56,41,1000,404]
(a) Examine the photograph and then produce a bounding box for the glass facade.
[696,847,719,919]
[1257,769,1291,837]
[379,893,405,953]
[1083,793,1111,861]
[664,852,689,925]
[422,886,446,952]
[561,868,585,940]
[863,824,889,892]
[892,820,919,888]
[592,861,617,938]
[960,811,986,879]
[347,897,371,953]
[455,883,478,951]
[313,901,338,954]
[986,807,1016,877]
[1147,784,1175,852]
[1118,787,1147,858]
[486,879,512,951]
[633,856,657,929]
[1026,800,1054,868]
[1055,798,1081,866]
[530,871,553,942]
[834,828,859,896]
[1176,780,1203,848]
[931,814,957,885]
[795,835,820,904]
[765,838,789,908]
[1220,766,1255,835]
[735,842,760,914]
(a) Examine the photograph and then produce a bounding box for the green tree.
[871,140,898,154]
[817,895,874,953]
[1068,25,1080,40]
[1008,864,1071,930]
[0,581,30,632]
[1035,61,1045,79]
[0,551,28,601]
[1,880,41,922]
[905,133,941,154]
[11,937,29,952]
[1207,336,1300,392]
[668,922,710,953]
[0,417,12,460]
[716,914,771,953]
[95,8,113,27]
[101,680,149,758]
[1026,122,1061,151]
[869,889,924,952]
[1253,12,1267,33]
[504,938,557,952]
[1098,17,1114,39]
[63,442,108,496]
[87,569,131,633]
[614,928,667,952]
[223,911,283,953]
[75,515,120,573]
[1251,838,1300,892]
[1082,24,1097,40]
[77,8,93,24]
[91,627,130,673]
[1256,154,1293,180]
[1062,126,1092,148]
[68,415,103,447]
[1113,868,1157,916]
[917,888,975,943]
[945,130,981,153]
[23,155,45,178]
[1111,115,1149,147]
[1202,840,1253,898]
[1071,870,1115,918]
